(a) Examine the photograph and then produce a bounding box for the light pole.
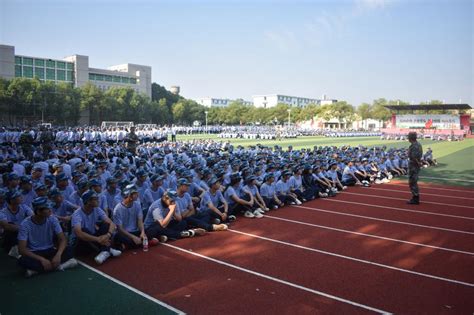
[287,109,291,128]
[205,111,209,134]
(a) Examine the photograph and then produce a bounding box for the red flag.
[425,119,433,129]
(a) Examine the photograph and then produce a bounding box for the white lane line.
[365,187,474,201]
[387,183,474,194]
[78,261,185,315]
[264,215,474,256]
[420,176,474,183]
[321,198,474,221]
[293,205,474,235]
[342,192,474,209]
[163,243,391,314]
[229,229,474,288]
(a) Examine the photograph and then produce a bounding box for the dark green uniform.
[19,131,34,160]
[408,141,423,197]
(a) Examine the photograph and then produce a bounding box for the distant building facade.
[197,97,253,108]
[252,94,337,108]
[0,44,152,98]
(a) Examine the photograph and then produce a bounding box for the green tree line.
[0,77,459,127]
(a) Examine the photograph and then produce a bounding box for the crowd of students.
[0,126,438,277]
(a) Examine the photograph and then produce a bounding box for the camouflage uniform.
[408,141,423,197]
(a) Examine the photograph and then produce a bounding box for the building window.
[89,73,95,80]
[66,71,73,81]
[15,56,22,65]
[46,68,55,80]
[23,66,34,78]
[105,75,113,82]
[15,65,22,77]
[23,58,33,66]
[34,67,45,79]
[130,78,137,84]
[121,77,130,84]
[57,61,66,69]
[34,59,45,67]
[113,75,121,83]
[46,60,55,68]
[57,69,66,81]
[66,63,74,70]
[96,74,104,81]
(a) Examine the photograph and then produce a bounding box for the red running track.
[82,183,474,314]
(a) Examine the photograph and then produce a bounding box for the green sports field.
[1,135,472,315]
[176,134,474,187]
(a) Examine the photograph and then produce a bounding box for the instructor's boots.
[407,196,420,205]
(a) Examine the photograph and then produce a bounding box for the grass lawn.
[176,134,474,187]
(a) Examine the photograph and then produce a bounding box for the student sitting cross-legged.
[144,189,205,240]
[71,190,122,265]
[18,197,78,278]
[113,184,158,249]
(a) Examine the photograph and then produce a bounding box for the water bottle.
[143,237,149,252]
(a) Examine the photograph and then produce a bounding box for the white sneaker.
[25,269,38,278]
[253,211,264,218]
[289,202,296,205]
[58,258,78,271]
[295,199,302,205]
[255,207,263,213]
[382,178,390,183]
[342,186,347,190]
[8,245,21,259]
[265,207,270,211]
[95,251,111,265]
[375,179,382,184]
[109,248,122,257]
[244,211,255,218]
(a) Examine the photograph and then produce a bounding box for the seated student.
[0,190,33,258]
[103,177,120,217]
[384,156,402,177]
[422,148,437,166]
[142,174,165,215]
[352,161,371,186]
[176,178,228,232]
[144,190,203,240]
[288,167,306,201]
[18,197,77,278]
[198,177,234,224]
[390,155,407,175]
[242,175,268,212]
[259,173,284,210]
[113,184,154,249]
[19,176,36,209]
[68,178,88,208]
[49,188,79,233]
[341,161,362,186]
[311,166,333,196]
[377,157,393,181]
[224,173,261,219]
[71,190,122,265]
[275,171,302,205]
[327,162,347,191]
[89,179,108,213]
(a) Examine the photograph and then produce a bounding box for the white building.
[252,94,337,108]
[197,97,253,107]
[0,44,152,98]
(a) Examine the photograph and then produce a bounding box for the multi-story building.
[252,94,337,108]
[197,97,253,107]
[0,44,152,98]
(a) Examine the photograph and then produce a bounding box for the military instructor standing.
[407,132,423,205]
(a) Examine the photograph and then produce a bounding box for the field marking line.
[264,215,474,256]
[78,261,185,315]
[387,183,474,194]
[420,176,474,183]
[321,198,474,221]
[162,243,391,314]
[342,192,474,209]
[365,187,474,201]
[228,229,474,288]
[293,205,474,235]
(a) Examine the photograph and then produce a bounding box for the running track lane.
[314,196,474,231]
[230,218,474,283]
[269,205,474,253]
[351,186,474,204]
[385,181,474,196]
[88,244,375,314]
[167,231,474,313]
[339,189,474,209]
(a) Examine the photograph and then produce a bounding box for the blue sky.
[1,0,472,106]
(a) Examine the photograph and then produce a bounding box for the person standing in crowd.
[407,132,423,205]
[125,126,139,154]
